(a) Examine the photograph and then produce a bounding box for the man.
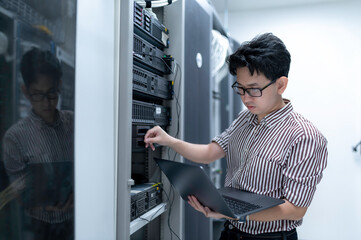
[2,48,74,240]
[144,33,328,240]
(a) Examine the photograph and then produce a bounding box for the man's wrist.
[168,136,178,148]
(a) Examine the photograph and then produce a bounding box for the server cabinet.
[184,0,212,239]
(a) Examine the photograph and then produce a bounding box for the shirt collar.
[248,99,293,128]
[29,109,62,129]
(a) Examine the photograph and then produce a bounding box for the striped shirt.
[212,99,328,234]
[2,109,74,223]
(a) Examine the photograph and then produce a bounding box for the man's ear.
[277,76,288,95]
[21,84,31,101]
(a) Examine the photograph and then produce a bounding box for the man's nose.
[242,91,253,101]
[42,96,51,105]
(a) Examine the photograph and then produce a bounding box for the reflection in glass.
[0,1,76,239]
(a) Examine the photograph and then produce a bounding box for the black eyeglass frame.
[231,79,277,97]
[29,89,60,102]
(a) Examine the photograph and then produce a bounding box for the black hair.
[227,33,291,81]
[20,48,62,88]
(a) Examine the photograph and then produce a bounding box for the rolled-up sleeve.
[3,132,26,178]
[212,111,247,153]
[212,128,231,153]
[282,134,328,207]
[211,113,242,153]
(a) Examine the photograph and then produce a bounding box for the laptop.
[154,158,284,220]
[21,161,74,208]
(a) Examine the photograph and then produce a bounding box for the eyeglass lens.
[233,87,262,97]
[31,91,59,102]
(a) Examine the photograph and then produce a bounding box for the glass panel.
[0,1,76,239]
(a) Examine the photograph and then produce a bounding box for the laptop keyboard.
[223,196,262,215]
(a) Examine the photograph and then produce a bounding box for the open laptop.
[155,158,284,220]
[21,161,74,208]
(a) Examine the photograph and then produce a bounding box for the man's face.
[236,67,284,121]
[24,75,59,122]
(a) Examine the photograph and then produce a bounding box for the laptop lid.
[21,161,74,208]
[155,158,284,219]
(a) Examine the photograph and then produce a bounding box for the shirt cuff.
[283,178,317,207]
[212,135,228,153]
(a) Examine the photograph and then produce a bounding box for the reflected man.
[2,48,74,240]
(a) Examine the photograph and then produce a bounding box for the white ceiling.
[210,0,351,13]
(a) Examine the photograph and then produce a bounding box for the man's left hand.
[187,195,237,220]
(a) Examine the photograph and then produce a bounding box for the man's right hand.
[144,126,174,151]
[144,126,225,164]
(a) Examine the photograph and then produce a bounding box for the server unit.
[133,65,173,100]
[131,147,162,185]
[133,2,169,49]
[132,125,167,152]
[132,100,171,127]
[131,182,163,221]
[133,33,172,76]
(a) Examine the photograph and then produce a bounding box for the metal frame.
[75,1,119,239]
[75,0,184,239]
[116,0,133,239]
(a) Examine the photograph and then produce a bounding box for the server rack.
[130,2,176,240]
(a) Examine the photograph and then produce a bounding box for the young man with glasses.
[144,33,328,240]
[2,48,74,240]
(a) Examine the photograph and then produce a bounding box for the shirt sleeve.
[212,111,245,153]
[2,132,27,179]
[212,129,231,154]
[282,134,328,207]
[2,131,28,196]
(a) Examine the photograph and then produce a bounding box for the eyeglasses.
[231,79,277,97]
[29,90,60,102]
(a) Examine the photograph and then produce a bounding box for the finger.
[189,199,221,219]
[144,128,155,140]
[187,200,195,209]
[145,139,153,149]
[204,207,233,219]
[144,134,152,145]
[204,207,219,217]
[194,202,206,215]
[145,136,161,151]
[144,134,156,144]
[190,196,207,216]
[144,126,159,139]
[150,143,155,151]
[187,196,196,208]
[188,196,201,212]
[144,137,153,150]
[204,207,213,217]
[190,196,203,208]
[189,195,198,205]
